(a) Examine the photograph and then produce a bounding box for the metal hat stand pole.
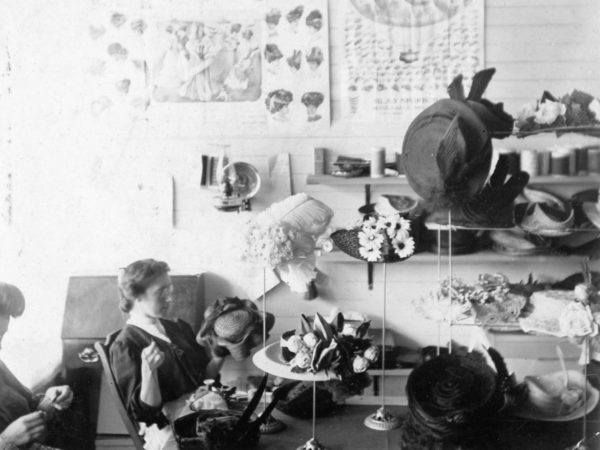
[259,267,286,434]
[364,262,401,430]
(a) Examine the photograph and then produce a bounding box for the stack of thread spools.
[493,145,600,178]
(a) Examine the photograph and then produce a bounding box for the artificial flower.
[352,355,370,373]
[392,235,416,259]
[559,302,598,339]
[516,102,536,123]
[303,332,319,349]
[358,230,384,249]
[287,335,305,353]
[534,99,566,125]
[364,345,380,363]
[294,349,313,369]
[359,245,382,262]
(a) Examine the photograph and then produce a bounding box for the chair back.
[95,331,146,450]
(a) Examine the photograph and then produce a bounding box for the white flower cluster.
[357,215,415,262]
[241,222,296,268]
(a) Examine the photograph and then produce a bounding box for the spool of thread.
[576,147,589,175]
[314,147,326,175]
[520,149,538,177]
[537,150,551,175]
[370,146,386,178]
[551,149,570,175]
[568,146,578,176]
[589,147,600,173]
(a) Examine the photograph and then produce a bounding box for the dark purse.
[172,374,281,450]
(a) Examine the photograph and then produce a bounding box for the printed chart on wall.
[262,0,330,134]
[342,0,484,123]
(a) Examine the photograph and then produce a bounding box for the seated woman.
[0,282,74,450]
[110,259,226,450]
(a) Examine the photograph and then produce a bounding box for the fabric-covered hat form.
[401,69,528,227]
[197,297,275,361]
[400,347,526,449]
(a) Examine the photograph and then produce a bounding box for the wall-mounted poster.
[262,0,330,133]
[342,0,484,123]
[145,17,261,103]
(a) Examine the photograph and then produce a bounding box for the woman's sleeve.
[110,339,169,428]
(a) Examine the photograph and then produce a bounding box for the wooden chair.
[95,331,146,450]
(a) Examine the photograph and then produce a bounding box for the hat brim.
[330,229,410,263]
[514,370,599,422]
[582,201,600,229]
[515,203,574,237]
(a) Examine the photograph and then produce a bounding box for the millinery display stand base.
[297,437,329,450]
[259,414,287,434]
[259,268,286,435]
[364,406,401,431]
[364,263,401,431]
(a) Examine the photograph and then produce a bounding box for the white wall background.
[1,0,600,387]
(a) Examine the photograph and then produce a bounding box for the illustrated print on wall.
[146,18,261,102]
[86,10,149,115]
[286,6,304,33]
[264,43,284,75]
[341,0,484,122]
[263,0,330,133]
[265,89,293,122]
[301,91,324,122]
[265,9,282,37]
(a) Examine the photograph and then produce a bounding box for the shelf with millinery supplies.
[317,250,592,265]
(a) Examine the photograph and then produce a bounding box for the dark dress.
[0,360,36,433]
[110,319,210,428]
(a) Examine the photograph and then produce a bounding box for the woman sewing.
[0,282,74,450]
[110,259,226,450]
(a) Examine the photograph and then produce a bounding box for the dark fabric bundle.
[173,374,281,450]
[400,347,527,450]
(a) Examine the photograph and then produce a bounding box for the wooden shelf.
[307,173,600,187]
[306,174,409,186]
[317,250,589,264]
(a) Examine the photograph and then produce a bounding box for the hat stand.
[566,337,594,450]
[364,262,401,430]
[259,268,286,435]
[296,379,329,450]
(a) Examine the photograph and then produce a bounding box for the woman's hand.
[139,341,164,408]
[43,385,74,410]
[0,411,46,446]
[141,341,165,373]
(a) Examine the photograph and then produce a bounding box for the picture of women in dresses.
[149,20,261,102]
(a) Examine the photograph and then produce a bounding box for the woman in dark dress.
[110,259,225,450]
[0,282,74,450]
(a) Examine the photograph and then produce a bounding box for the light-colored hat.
[582,188,600,229]
[514,370,599,421]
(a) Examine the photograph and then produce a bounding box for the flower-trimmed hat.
[197,297,275,361]
[331,214,416,263]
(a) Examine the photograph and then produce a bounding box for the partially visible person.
[0,282,74,450]
[111,259,226,450]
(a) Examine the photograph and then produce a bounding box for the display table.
[257,404,600,450]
